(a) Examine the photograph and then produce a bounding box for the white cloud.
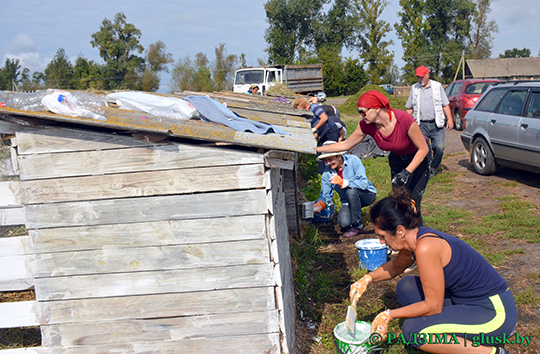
[5,34,38,53]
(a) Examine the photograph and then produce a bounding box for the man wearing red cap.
[406,66,453,177]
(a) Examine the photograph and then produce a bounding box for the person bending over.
[350,187,516,354]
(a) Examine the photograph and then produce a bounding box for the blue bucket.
[355,239,388,271]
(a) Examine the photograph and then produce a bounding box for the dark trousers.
[388,151,430,215]
[337,188,377,229]
[397,276,517,349]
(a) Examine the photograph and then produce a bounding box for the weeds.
[514,286,540,306]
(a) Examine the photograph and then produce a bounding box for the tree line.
[1,5,537,97]
[264,0,537,88]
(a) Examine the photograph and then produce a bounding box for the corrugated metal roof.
[466,57,540,78]
[0,91,317,154]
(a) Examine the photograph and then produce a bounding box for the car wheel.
[471,137,497,175]
[454,110,463,131]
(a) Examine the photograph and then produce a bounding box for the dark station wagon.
[461,81,540,175]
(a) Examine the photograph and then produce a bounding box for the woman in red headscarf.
[317,90,430,220]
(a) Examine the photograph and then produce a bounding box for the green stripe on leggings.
[420,293,506,335]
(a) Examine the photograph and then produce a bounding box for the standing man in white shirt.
[406,66,454,177]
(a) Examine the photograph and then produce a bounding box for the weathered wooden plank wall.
[8,126,295,353]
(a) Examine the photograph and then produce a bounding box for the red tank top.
[359,109,418,155]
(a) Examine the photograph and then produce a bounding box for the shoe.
[343,226,363,238]
[404,261,417,273]
[496,348,510,354]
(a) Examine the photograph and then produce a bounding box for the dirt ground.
[296,128,540,354]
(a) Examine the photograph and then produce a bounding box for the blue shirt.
[318,154,377,205]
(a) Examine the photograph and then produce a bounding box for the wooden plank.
[0,158,17,177]
[29,239,270,277]
[0,254,33,291]
[15,127,155,155]
[265,157,295,171]
[231,107,308,128]
[36,287,276,325]
[15,164,265,204]
[268,168,296,353]
[0,207,25,226]
[3,104,316,154]
[34,263,274,301]
[37,333,280,353]
[26,215,266,253]
[25,189,268,229]
[0,236,30,257]
[0,301,38,328]
[0,348,39,354]
[17,142,264,180]
[0,237,33,291]
[41,310,279,347]
[0,181,20,207]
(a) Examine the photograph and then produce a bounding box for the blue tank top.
[417,227,507,300]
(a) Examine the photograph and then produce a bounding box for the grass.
[514,286,540,306]
[462,198,540,243]
[338,85,408,116]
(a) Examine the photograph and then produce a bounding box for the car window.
[444,84,453,96]
[497,90,527,116]
[526,91,540,118]
[450,82,463,96]
[465,82,494,95]
[475,88,509,113]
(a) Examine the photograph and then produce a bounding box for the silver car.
[461,81,540,175]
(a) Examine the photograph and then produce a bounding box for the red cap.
[415,66,429,77]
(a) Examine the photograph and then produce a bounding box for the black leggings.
[397,276,517,349]
[388,152,430,214]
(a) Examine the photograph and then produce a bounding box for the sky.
[2,0,540,93]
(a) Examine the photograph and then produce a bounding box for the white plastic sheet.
[106,92,199,120]
[42,91,106,121]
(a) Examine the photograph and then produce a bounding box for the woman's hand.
[371,309,392,339]
[349,274,372,302]
[329,174,349,188]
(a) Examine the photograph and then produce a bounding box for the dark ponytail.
[369,187,421,234]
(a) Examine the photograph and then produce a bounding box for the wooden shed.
[0,91,316,353]
[465,57,540,80]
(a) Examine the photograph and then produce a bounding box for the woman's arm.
[367,251,415,282]
[316,123,366,153]
[387,237,447,320]
[404,122,429,173]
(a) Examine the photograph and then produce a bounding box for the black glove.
[392,169,411,186]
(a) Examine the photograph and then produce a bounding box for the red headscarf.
[357,90,393,120]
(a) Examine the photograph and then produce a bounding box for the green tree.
[264,0,326,64]
[353,0,394,84]
[467,0,498,59]
[169,53,214,93]
[212,43,238,91]
[313,0,359,52]
[141,41,174,92]
[394,0,430,83]
[18,68,44,91]
[319,48,347,96]
[343,57,369,95]
[0,58,22,90]
[73,56,104,90]
[44,48,74,89]
[422,0,475,80]
[499,48,531,58]
[90,12,145,90]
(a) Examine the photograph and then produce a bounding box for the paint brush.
[345,294,358,333]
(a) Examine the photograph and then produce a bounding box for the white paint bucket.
[333,321,372,353]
